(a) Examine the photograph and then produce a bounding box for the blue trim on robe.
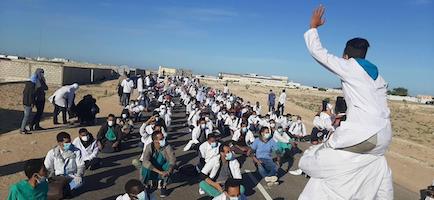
[355,58,378,80]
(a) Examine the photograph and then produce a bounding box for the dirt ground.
[0,79,432,198]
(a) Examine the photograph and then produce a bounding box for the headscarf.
[30,68,45,89]
[69,83,79,92]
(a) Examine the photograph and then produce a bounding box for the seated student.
[116,179,156,200]
[97,114,123,153]
[184,118,211,151]
[212,178,248,200]
[231,122,254,155]
[141,131,176,198]
[198,133,221,170]
[7,158,48,200]
[251,127,279,186]
[44,132,85,198]
[199,142,244,197]
[117,111,135,137]
[225,112,240,136]
[288,116,308,141]
[75,94,100,126]
[153,111,167,132]
[247,111,260,133]
[273,126,295,155]
[72,128,101,170]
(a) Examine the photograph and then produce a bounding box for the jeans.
[257,158,277,177]
[20,106,32,131]
[121,93,131,106]
[53,104,67,124]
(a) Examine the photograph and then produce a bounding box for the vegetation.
[388,87,409,96]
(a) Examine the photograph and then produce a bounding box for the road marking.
[245,169,273,200]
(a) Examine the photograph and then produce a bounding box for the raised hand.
[310,5,326,29]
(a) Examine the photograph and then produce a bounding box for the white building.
[218,72,289,87]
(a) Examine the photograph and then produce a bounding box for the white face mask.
[297,120,302,123]
[277,128,283,133]
[122,114,127,119]
[270,123,276,128]
[200,124,206,129]
[80,135,89,142]
[107,121,114,126]
[205,116,210,121]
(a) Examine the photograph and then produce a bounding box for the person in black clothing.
[30,68,48,130]
[75,94,100,126]
[97,114,123,153]
[21,81,35,134]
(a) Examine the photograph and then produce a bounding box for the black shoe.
[160,188,168,198]
[20,130,32,135]
[34,126,46,131]
[54,122,60,125]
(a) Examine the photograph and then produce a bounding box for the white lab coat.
[121,79,134,93]
[298,28,393,200]
[201,156,242,180]
[137,77,144,92]
[48,85,78,108]
[44,145,85,177]
[116,193,156,200]
[72,137,99,162]
[278,93,286,105]
[199,142,221,163]
[289,122,307,137]
[273,130,292,143]
[232,129,255,145]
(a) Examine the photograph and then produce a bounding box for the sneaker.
[160,188,168,198]
[264,176,272,182]
[268,176,278,183]
[289,169,303,176]
[20,130,32,135]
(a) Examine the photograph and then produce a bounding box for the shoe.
[264,176,277,183]
[289,169,303,176]
[20,130,32,135]
[34,126,46,131]
[160,188,168,198]
[198,188,205,195]
[54,122,60,125]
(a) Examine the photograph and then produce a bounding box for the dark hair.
[219,141,231,153]
[344,38,370,59]
[108,114,115,118]
[152,131,163,141]
[282,89,285,92]
[322,100,328,112]
[56,132,71,142]
[207,133,216,140]
[124,179,144,194]
[224,178,241,191]
[259,127,269,133]
[24,158,44,179]
[79,128,88,134]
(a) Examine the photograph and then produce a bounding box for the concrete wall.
[0,59,63,85]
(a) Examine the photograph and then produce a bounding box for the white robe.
[299,28,393,199]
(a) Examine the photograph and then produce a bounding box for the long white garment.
[72,137,99,161]
[137,77,144,92]
[299,28,394,199]
[279,93,286,105]
[48,84,78,108]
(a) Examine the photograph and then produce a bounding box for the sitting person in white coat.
[231,122,255,156]
[198,133,221,170]
[139,116,167,161]
[298,5,393,200]
[199,142,244,198]
[184,118,211,151]
[72,128,101,170]
[44,132,85,197]
[288,116,308,140]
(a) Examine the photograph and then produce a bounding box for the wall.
[93,68,116,82]
[0,59,63,85]
[62,66,91,85]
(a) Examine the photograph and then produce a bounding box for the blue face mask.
[225,152,233,161]
[210,142,217,148]
[242,127,248,132]
[159,139,166,147]
[136,191,146,200]
[63,143,71,151]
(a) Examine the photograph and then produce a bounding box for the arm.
[75,150,85,177]
[304,5,351,80]
[44,150,55,177]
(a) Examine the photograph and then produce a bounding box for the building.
[218,72,289,87]
[158,66,193,77]
[0,58,120,85]
[416,95,434,104]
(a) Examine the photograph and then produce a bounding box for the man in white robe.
[298,5,393,200]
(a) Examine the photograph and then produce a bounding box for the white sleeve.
[231,160,242,179]
[139,123,147,137]
[304,28,352,81]
[232,130,240,141]
[44,150,55,175]
[302,124,307,136]
[246,131,255,144]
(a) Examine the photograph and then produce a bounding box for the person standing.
[277,89,286,115]
[21,80,35,134]
[49,83,79,125]
[121,74,134,107]
[137,74,144,97]
[30,68,48,131]
[267,90,276,112]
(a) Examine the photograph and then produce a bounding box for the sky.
[1,0,433,95]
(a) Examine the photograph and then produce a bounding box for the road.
[72,98,418,200]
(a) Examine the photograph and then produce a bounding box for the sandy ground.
[0,79,432,199]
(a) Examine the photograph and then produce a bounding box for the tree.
[387,87,408,96]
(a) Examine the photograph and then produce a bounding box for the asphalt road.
[71,98,418,200]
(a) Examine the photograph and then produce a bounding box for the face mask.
[155,117,160,121]
[122,114,127,119]
[228,196,240,200]
[242,127,248,132]
[297,120,302,123]
[263,133,271,140]
[270,123,276,128]
[107,121,114,126]
[136,191,146,200]
[159,139,166,147]
[200,124,206,129]
[222,111,227,114]
[210,142,217,148]
[81,135,89,142]
[225,152,233,161]
[231,116,235,119]
[63,142,72,151]
[205,117,210,121]
[35,174,48,185]
[277,128,283,133]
